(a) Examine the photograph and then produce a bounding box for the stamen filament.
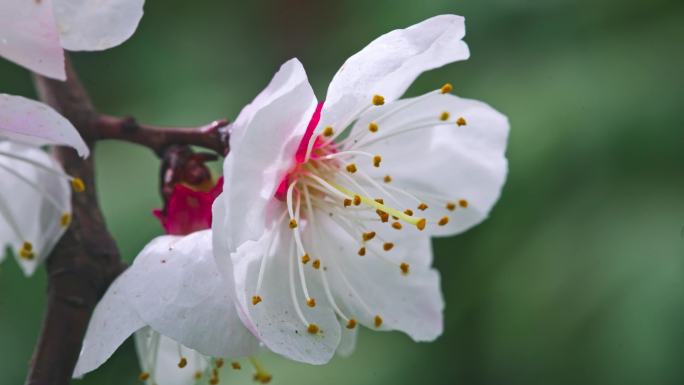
[0,162,67,213]
[255,211,287,294]
[0,150,73,179]
[0,187,25,242]
[303,186,352,322]
[288,238,312,329]
[292,193,314,306]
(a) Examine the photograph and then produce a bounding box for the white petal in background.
[126,231,259,358]
[0,142,71,276]
[321,14,470,131]
[52,0,145,51]
[0,94,89,157]
[74,231,258,379]
[0,0,65,80]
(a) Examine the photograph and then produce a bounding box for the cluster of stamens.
[136,333,272,385]
[249,84,472,335]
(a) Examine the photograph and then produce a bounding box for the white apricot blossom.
[212,14,509,365]
[0,93,88,275]
[0,0,145,80]
[73,231,261,385]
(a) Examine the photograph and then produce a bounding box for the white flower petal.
[134,328,209,385]
[0,141,71,276]
[52,0,144,51]
[0,0,65,80]
[321,14,469,131]
[73,267,146,377]
[352,92,509,237]
[229,224,341,365]
[217,59,317,251]
[127,231,259,358]
[313,211,443,342]
[0,94,89,157]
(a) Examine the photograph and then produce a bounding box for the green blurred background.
[2,0,683,384]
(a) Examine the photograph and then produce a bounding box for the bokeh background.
[1,0,683,384]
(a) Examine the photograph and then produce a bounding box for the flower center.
[257,85,472,334]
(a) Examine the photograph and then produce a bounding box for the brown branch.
[24,53,231,384]
[95,115,230,156]
[24,59,124,385]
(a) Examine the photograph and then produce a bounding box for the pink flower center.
[274,102,329,201]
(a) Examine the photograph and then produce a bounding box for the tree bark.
[26,59,124,385]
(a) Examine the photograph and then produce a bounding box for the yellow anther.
[440,83,453,94]
[372,94,385,105]
[307,324,319,334]
[312,259,321,269]
[194,371,203,380]
[439,111,450,121]
[362,231,376,241]
[306,298,316,307]
[383,175,392,183]
[383,243,394,251]
[374,315,383,327]
[373,155,382,167]
[456,117,467,126]
[138,371,150,381]
[353,195,361,206]
[368,122,379,132]
[417,218,427,231]
[459,199,469,208]
[400,263,410,275]
[446,202,456,211]
[343,198,352,207]
[215,358,224,368]
[289,219,298,229]
[376,210,389,223]
[178,357,187,368]
[374,198,384,204]
[249,357,272,384]
[60,213,71,227]
[346,318,357,329]
[322,126,334,137]
[301,254,310,264]
[358,247,366,256]
[417,203,428,211]
[404,209,414,216]
[438,216,449,226]
[254,373,273,384]
[209,377,219,385]
[346,163,357,173]
[391,222,402,230]
[231,362,241,370]
[70,177,85,192]
[252,295,262,305]
[19,242,34,260]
